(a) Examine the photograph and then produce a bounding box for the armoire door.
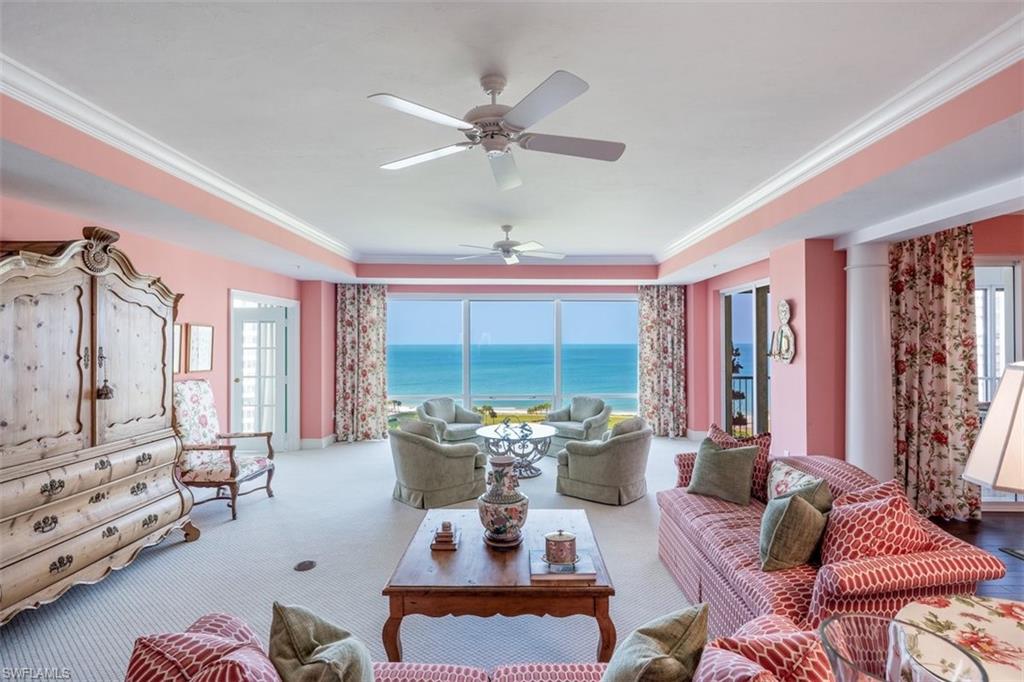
[0,267,94,467]
[93,273,174,444]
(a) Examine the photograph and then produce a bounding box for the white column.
[845,243,895,481]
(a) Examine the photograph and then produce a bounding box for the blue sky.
[387,300,639,345]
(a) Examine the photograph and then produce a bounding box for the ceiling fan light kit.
[369,70,626,191]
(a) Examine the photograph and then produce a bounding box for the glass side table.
[820,613,989,681]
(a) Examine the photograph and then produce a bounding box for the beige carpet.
[0,437,697,680]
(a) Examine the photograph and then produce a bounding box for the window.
[974,265,1020,504]
[561,301,638,413]
[470,300,554,411]
[386,300,463,409]
[386,297,639,423]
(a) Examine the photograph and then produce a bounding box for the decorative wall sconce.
[768,299,796,364]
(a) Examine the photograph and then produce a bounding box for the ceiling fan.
[368,71,625,190]
[455,225,566,265]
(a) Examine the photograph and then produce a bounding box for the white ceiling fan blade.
[520,251,565,260]
[512,240,544,252]
[381,142,474,170]
[503,253,520,265]
[501,70,589,132]
[454,253,492,261]
[368,93,476,130]
[489,152,523,191]
[457,244,498,251]
[518,133,625,161]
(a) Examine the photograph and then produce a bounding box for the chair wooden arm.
[218,431,275,459]
[179,443,238,478]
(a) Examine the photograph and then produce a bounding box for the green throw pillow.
[269,602,373,682]
[602,604,709,682]
[776,478,833,513]
[686,438,758,505]
[759,495,828,572]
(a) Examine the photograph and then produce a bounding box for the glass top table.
[475,422,557,479]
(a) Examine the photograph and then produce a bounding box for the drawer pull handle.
[49,555,73,575]
[88,491,109,504]
[136,452,153,466]
[130,482,148,496]
[40,479,65,497]
[33,515,58,534]
[141,514,160,529]
[94,458,111,471]
[101,525,119,538]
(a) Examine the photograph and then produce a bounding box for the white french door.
[230,293,299,452]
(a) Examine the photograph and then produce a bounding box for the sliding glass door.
[561,300,639,413]
[386,300,463,420]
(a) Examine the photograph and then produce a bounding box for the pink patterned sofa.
[658,454,1006,637]
[125,612,831,681]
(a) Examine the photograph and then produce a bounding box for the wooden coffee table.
[382,508,616,662]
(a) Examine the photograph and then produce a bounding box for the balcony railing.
[728,375,755,438]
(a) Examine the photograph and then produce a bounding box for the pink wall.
[0,196,328,436]
[974,214,1024,257]
[299,281,337,441]
[767,240,846,458]
[685,259,771,431]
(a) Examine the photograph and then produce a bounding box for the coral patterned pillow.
[704,631,834,682]
[692,647,779,682]
[832,479,904,507]
[708,424,772,502]
[820,495,931,564]
[125,613,278,682]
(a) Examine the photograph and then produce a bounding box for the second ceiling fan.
[369,70,626,190]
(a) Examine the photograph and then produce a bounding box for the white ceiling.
[1,1,1020,261]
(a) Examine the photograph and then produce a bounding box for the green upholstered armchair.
[416,397,483,442]
[555,417,653,505]
[543,396,612,447]
[389,421,486,508]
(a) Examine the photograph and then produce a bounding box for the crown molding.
[356,253,657,265]
[659,13,1024,262]
[0,53,357,260]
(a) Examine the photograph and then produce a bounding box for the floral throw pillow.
[767,462,819,499]
[820,494,931,564]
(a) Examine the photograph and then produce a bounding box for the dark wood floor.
[933,512,1023,599]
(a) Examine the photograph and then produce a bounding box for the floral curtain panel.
[336,284,389,442]
[638,285,687,437]
[890,225,980,520]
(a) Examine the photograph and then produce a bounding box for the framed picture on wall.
[173,323,183,374]
[186,324,214,373]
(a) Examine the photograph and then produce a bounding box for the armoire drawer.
[0,463,178,566]
[0,437,178,518]
[0,493,184,610]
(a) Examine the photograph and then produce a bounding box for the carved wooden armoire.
[0,227,198,624]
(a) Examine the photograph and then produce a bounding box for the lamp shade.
[963,362,1024,493]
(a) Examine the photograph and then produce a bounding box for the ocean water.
[387,344,638,411]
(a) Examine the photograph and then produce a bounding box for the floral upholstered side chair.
[172,379,275,520]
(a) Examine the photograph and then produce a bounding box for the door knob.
[234,378,241,383]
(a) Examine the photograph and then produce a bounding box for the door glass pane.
[728,291,755,437]
[386,300,463,421]
[261,348,276,376]
[561,301,638,414]
[242,405,257,432]
[242,321,259,348]
[470,301,554,417]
